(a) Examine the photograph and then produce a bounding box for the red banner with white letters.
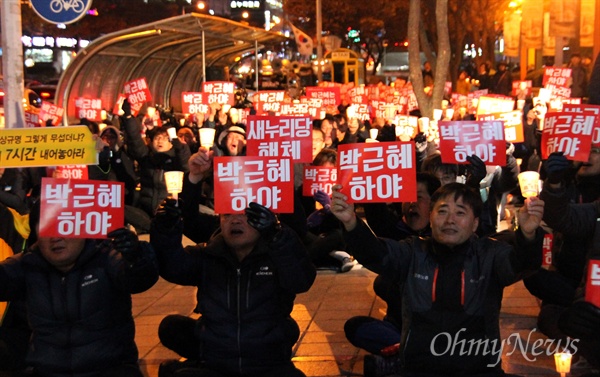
[585,260,600,307]
[246,116,312,163]
[39,178,125,239]
[302,166,337,197]
[254,90,286,115]
[540,112,597,161]
[75,97,103,121]
[438,121,507,166]
[39,101,65,126]
[563,104,600,145]
[124,78,152,117]
[337,142,416,203]
[202,81,236,106]
[181,92,209,114]
[213,156,294,214]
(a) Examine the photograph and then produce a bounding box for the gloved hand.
[465,154,487,189]
[544,151,569,184]
[558,300,600,340]
[154,198,182,230]
[107,228,139,262]
[245,202,281,240]
[313,190,332,212]
[121,98,132,118]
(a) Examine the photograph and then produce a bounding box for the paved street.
[131,246,581,377]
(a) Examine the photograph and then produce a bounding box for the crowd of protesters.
[0,54,600,377]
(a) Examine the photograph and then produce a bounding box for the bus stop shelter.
[57,13,288,123]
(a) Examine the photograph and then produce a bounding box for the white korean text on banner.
[124,78,152,116]
[213,156,294,214]
[478,111,525,143]
[75,97,103,122]
[246,116,313,163]
[181,92,209,114]
[438,121,507,166]
[541,112,597,160]
[39,101,65,126]
[39,178,125,239]
[202,81,236,106]
[563,103,600,144]
[0,126,97,168]
[302,166,337,197]
[337,142,416,204]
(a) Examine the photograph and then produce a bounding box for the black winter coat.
[150,223,316,376]
[122,117,190,216]
[0,239,158,377]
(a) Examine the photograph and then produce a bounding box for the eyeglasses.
[153,135,171,142]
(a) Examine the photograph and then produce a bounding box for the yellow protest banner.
[0,126,97,168]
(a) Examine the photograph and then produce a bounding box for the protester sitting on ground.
[98,126,138,206]
[0,203,159,377]
[331,182,545,376]
[121,99,190,233]
[150,198,316,377]
[346,173,441,375]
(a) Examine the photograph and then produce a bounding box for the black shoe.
[363,354,402,377]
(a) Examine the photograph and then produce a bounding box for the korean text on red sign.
[124,77,152,116]
[39,178,125,239]
[254,90,286,115]
[305,87,341,108]
[302,166,337,196]
[202,81,235,106]
[75,97,103,121]
[246,115,313,163]
[39,101,65,126]
[337,142,416,204]
[181,92,209,114]
[213,156,294,214]
[541,112,597,161]
[543,67,572,88]
[585,259,600,307]
[563,103,600,144]
[438,120,507,166]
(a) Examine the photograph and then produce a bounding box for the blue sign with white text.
[30,0,92,25]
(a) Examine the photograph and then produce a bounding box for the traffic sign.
[30,0,92,25]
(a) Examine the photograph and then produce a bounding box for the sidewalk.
[132,256,580,377]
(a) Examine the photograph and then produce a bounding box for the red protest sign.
[438,120,507,166]
[543,67,572,87]
[305,86,340,113]
[278,99,321,118]
[512,80,532,98]
[181,92,209,114]
[337,142,416,203]
[213,156,294,214]
[75,97,103,121]
[39,101,65,126]
[254,90,286,115]
[585,260,600,308]
[202,81,236,106]
[563,104,600,144]
[302,166,337,196]
[124,78,152,116]
[39,178,125,239]
[246,115,312,163]
[24,111,41,127]
[53,165,89,180]
[541,112,597,161]
[477,111,524,143]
